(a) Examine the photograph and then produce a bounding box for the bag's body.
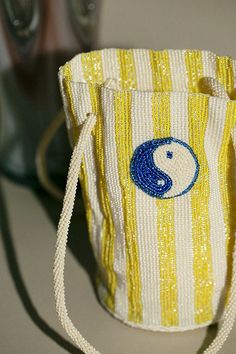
[55,49,236,353]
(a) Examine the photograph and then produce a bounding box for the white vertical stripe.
[58,71,73,137]
[170,92,195,327]
[232,58,236,81]
[131,92,161,327]
[101,48,120,82]
[101,49,128,318]
[70,54,85,82]
[202,50,216,78]
[204,98,228,317]
[70,60,104,264]
[202,54,226,319]
[101,88,128,320]
[133,49,153,91]
[169,50,187,92]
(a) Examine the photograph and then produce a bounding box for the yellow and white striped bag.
[54,49,236,354]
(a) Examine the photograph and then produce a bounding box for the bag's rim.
[60,47,236,68]
[59,48,236,100]
[59,79,236,103]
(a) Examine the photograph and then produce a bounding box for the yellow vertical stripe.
[185,51,214,323]
[81,51,104,84]
[150,50,178,326]
[216,56,235,98]
[116,49,142,323]
[117,49,137,89]
[62,64,92,239]
[218,102,236,301]
[81,52,117,311]
[188,95,213,324]
[114,91,142,323]
[149,50,172,92]
[152,93,178,326]
[185,50,203,93]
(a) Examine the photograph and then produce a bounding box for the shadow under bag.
[54,49,236,353]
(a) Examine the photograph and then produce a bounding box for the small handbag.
[53,48,236,353]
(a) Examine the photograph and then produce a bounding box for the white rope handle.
[53,110,236,354]
[53,113,101,354]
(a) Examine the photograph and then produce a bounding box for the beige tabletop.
[0,177,235,354]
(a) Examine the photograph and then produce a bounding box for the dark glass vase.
[0,0,99,187]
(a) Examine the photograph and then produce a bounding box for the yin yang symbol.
[130,137,199,199]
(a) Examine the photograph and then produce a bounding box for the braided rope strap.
[53,113,100,354]
[53,109,236,354]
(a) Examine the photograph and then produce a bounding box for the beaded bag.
[53,49,236,354]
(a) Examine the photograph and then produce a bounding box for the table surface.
[0,177,235,354]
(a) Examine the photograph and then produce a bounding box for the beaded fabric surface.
[59,49,236,332]
[130,137,199,199]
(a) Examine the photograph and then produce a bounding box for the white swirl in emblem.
[130,137,199,199]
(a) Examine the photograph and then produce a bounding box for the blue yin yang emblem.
[130,137,199,199]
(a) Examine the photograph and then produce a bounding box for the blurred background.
[0,0,99,189]
[0,0,236,190]
[1,1,236,353]
[0,0,236,191]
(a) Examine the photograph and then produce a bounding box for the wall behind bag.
[98,0,236,57]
